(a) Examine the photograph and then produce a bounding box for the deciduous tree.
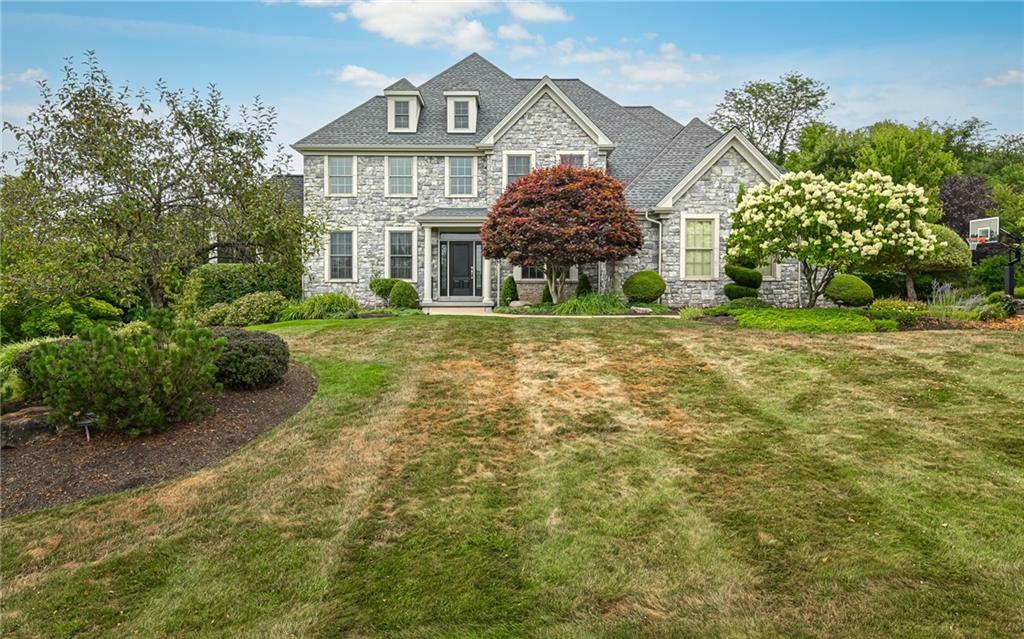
[481,166,643,303]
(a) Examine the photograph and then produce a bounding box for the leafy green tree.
[1,52,323,309]
[785,122,867,181]
[854,122,961,218]
[710,73,831,163]
[878,223,971,301]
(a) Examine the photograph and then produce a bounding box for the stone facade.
[302,95,805,308]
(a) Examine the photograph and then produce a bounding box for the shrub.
[732,308,878,333]
[500,276,519,307]
[987,291,1007,304]
[224,291,289,327]
[279,292,361,321]
[622,270,666,303]
[212,328,289,389]
[724,264,763,289]
[868,298,926,324]
[369,276,400,302]
[2,337,62,402]
[197,303,233,327]
[18,297,123,339]
[1015,286,1024,299]
[873,319,900,332]
[176,263,300,317]
[824,274,874,307]
[116,320,152,339]
[574,273,593,297]
[724,284,758,300]
[28,322,223,435]
[553,293,628,316]
[977,303,1009,321]
[679,307,706,320]
[970,254,1024,293]
[542,282,553,304]
[985,294,1018,317]
[389,281,420,309]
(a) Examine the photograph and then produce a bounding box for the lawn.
[2,317,1023,638]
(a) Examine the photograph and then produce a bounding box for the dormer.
[385,79,423,134]
[444,90,479,134]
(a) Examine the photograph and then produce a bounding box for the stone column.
[482,256,493,304]
[422,226,433,304]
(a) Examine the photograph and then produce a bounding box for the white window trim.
[513,265,578,281]
[446,96,478,134]
[387,97,419,133]
[444,156,478,198]
[324,227,358,283]
[384,155,418,198]
[323,155,357,197]
[680,214,720,281]
[502,150,536,190]
[556,150,589,168]
[384,226,418,283]
[759,259,780,281]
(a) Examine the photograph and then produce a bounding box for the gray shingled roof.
[384,78,418,91]
[295,54,725,209]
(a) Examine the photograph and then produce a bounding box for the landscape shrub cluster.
[176,263,300,318]
[212,328,290,389]
[279,292,361,320]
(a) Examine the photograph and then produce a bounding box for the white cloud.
[344,0,497,52]
[508,44,544,60]
[336,64,397,88]
[0,68,47,91]
[330,11,348,22]
[554,38,629,64]
[506,1,571,23]
[497,22,541,42]
[0,102,37,120]
[982,69,1023,87]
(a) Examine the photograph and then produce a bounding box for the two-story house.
[293,53,802,309]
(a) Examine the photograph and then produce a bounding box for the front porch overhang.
[414,207,488,226]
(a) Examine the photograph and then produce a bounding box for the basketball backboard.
[968,216,1000,249]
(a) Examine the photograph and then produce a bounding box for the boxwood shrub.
[724,264,763,289]
[389,281,420,309]
[212,328,289,389]
[622,270,666,303]
[824,274,874,307]
[500,276,519,307]
[723,283,758,300]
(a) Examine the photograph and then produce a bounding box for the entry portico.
[416,208,493,309]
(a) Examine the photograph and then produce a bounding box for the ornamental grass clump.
[553,293,629,316]
[278,293,360,320]
[27,320,223,436]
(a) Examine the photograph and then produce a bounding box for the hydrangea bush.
[727,170,940,306]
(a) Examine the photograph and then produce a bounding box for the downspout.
[644,211,663,275]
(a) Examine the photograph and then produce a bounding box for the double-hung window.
[453,101,470,130]
[682,217,717,279]
[520,265,544,280]
[387,156,415,196]
[447,157,474,196]
[328,230,354,280]
[558,153,586,168]
[757,260,778,280]
[393,100,410,129]
[326,156,355,196]
[387,230,414,280]
[504,153,534,188]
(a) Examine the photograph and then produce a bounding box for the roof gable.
[477,76,614,149]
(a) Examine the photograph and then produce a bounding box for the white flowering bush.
[727,170,940,306]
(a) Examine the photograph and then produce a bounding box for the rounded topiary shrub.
[824,274,874,307]
[389,280,420,309]
[724,264,763,289]
[500,275,519,307]
[622,270,666,303]
[724,283,758,300]
[224,291,289,326]
[369,276,399,302]
[212,327,290,389]
[575,273,593,297]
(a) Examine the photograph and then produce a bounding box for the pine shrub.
[575,273,593,297]
[500,276,519,306]
[622,270,666,303]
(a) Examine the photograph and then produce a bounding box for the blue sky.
[2,1,1022,173]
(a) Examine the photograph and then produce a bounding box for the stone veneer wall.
[302,96,805,307]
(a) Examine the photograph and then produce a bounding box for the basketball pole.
[1002,229,1021,297]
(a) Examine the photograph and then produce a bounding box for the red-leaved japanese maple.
[481,166,643,303]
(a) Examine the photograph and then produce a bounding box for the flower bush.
[728,170,939,306]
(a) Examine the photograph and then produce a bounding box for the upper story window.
[386,156,416,197]
[446,157,476,197]
[445,91,478,133]
[558,152,587,168]
[503,151,535,189]
[393,101,410,129]
[325,155,355,196]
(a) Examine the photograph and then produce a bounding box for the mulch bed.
[0,364,317,518]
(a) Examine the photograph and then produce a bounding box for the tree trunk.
[904,272,917,301]
[544,262,569,304]
[144,276,166,309]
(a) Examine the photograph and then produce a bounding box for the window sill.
[326,278,357,283]
[325,193,356,198]
[446,193,477,199]
[385,194,417,199]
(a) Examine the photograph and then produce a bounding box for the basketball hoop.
[968,236,987,250]
[968,217,999,251]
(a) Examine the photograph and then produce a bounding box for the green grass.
[731,307,883,333]
[3,317,1023,637]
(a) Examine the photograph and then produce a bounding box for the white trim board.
[680,214,720,281]
[479,76,615,149]
[655,129,782,210]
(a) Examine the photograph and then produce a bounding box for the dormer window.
[445,90,478,133]
[384,79,422,133]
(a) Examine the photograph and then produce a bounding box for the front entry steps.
[422,300,495,315]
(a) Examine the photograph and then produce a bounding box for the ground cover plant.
[2,316,1021,637]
